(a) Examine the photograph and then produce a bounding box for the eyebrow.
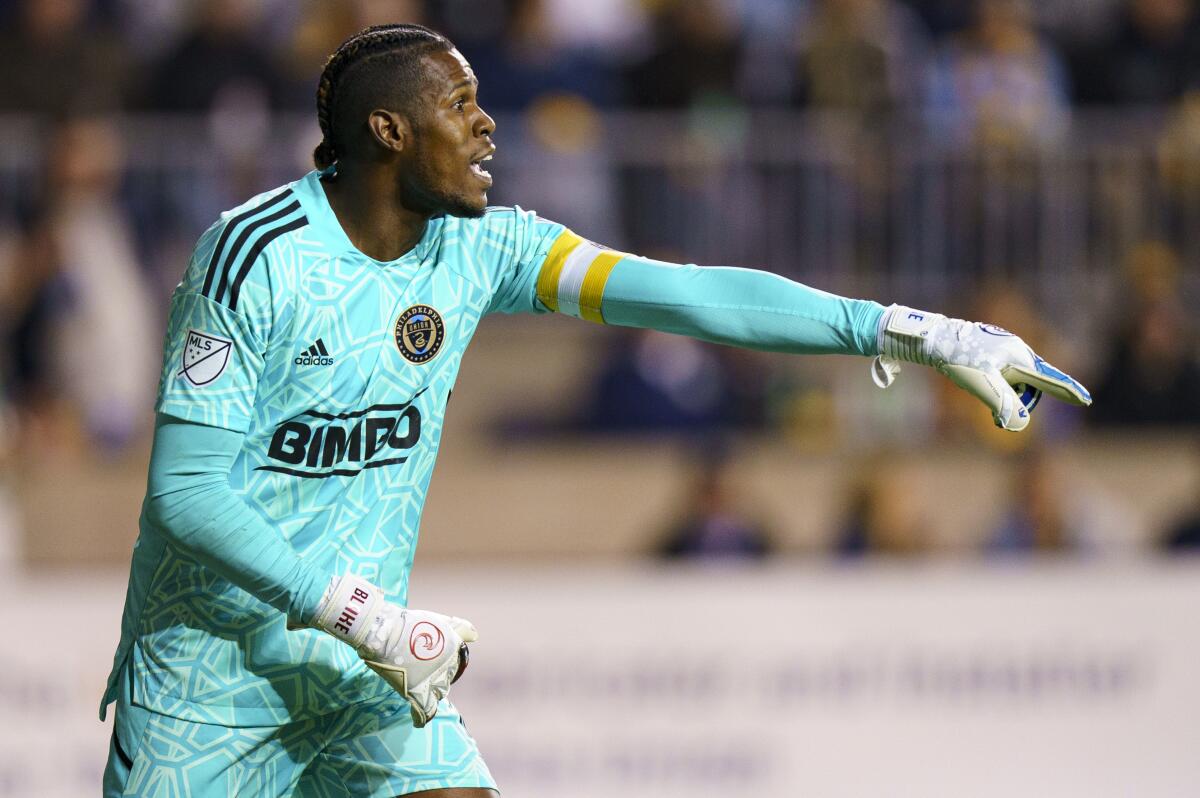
[447,77,478,95]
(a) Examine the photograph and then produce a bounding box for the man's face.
[400,48,496,218]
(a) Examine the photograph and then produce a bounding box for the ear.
[367,109,410,155]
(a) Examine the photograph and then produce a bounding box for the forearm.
[542,247,884,356]
[602,257,883,355]
[144,414,329,624]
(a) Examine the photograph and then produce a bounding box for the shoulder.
[441,206,567,278]
[435,205,522,243]
[185,181,312,312]
[443,206,568,264]
[440,205,563,242]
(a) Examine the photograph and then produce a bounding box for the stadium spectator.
[0,210,75,450]
[538,0,649,56]
[580,329,768,435]
[1163,501,1200,549]
[1069,0,1200,105]
[834,453,932,557]
[985,447,1139,555]
[791,0,932,122]
[1157,89,1200,215]
[780,0,933,289]
[656,443,773,561]
[1091,241,1200,427]
[492,93,621,245]
[924,0,1071,151]
[1162,455,1200,550]
[140,0,306,254]
[1091,300,1200,426]
[432,0,617,111]
[41,116,156,451]
[0,0,131,114]
[986,448,1080,554]
[905,0,975,35]
[0,391,15,571]
[280,0,432,109]
[142,0,287,113]
[623,0,744,109]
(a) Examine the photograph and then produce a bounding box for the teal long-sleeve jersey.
[102,170,884,726]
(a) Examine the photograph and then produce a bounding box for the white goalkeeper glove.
[309,574,477,727]
[871,304,1091,431]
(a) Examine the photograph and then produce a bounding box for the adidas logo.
[294,338,334,367]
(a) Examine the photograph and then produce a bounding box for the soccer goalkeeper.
[100,23,1090,798]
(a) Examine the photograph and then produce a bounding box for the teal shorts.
[102,687,496,797]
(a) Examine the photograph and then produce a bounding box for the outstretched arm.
[539,239,884,357]
[530,235,1090,430]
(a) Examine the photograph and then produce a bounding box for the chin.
[441,194,488,219]
[405,172,489,218]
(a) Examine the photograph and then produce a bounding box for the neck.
[321,161,429,261]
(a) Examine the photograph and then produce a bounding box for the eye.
[453,98,466,112]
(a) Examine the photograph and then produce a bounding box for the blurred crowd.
[651,435,1200,562]
[1,0,1198,117]
[0,0,1198,563]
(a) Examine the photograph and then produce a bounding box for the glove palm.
[873,305,1091,431]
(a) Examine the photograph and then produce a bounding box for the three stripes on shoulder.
[201,199,632,324]
[202,189,309,311]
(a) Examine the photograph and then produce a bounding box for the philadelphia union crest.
[395,305,445,364]
[178,329,232,385]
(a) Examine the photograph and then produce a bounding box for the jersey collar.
[294,170,442,266]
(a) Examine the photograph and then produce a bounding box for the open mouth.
[469,152,493,184]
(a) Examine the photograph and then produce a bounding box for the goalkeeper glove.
[310,574,477,727]
[871,304,1091,431]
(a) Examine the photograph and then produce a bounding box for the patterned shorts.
[102,689,496,797]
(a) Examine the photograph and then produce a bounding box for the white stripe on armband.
[535,230,626,323]
[556,240,603,318]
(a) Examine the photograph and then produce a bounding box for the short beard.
[401,151,486,219]
[439,194,487,219]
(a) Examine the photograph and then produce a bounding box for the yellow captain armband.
[535,230,626,323]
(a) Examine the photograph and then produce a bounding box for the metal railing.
[2,110,1196,315]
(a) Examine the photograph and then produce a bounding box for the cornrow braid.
[313,23,452,170]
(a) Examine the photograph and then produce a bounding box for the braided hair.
[313,23,453,171]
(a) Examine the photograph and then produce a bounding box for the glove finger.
[1002,355,1092,406]
[450,616,478,643]
[408,697,436,728]
[406,678,445,728]
[450,643,470,685]
[940,363,1030,431]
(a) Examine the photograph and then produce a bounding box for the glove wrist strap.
[878,304,943,366]
[313,574,385,649]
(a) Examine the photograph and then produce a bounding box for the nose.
[474,105,495,140]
